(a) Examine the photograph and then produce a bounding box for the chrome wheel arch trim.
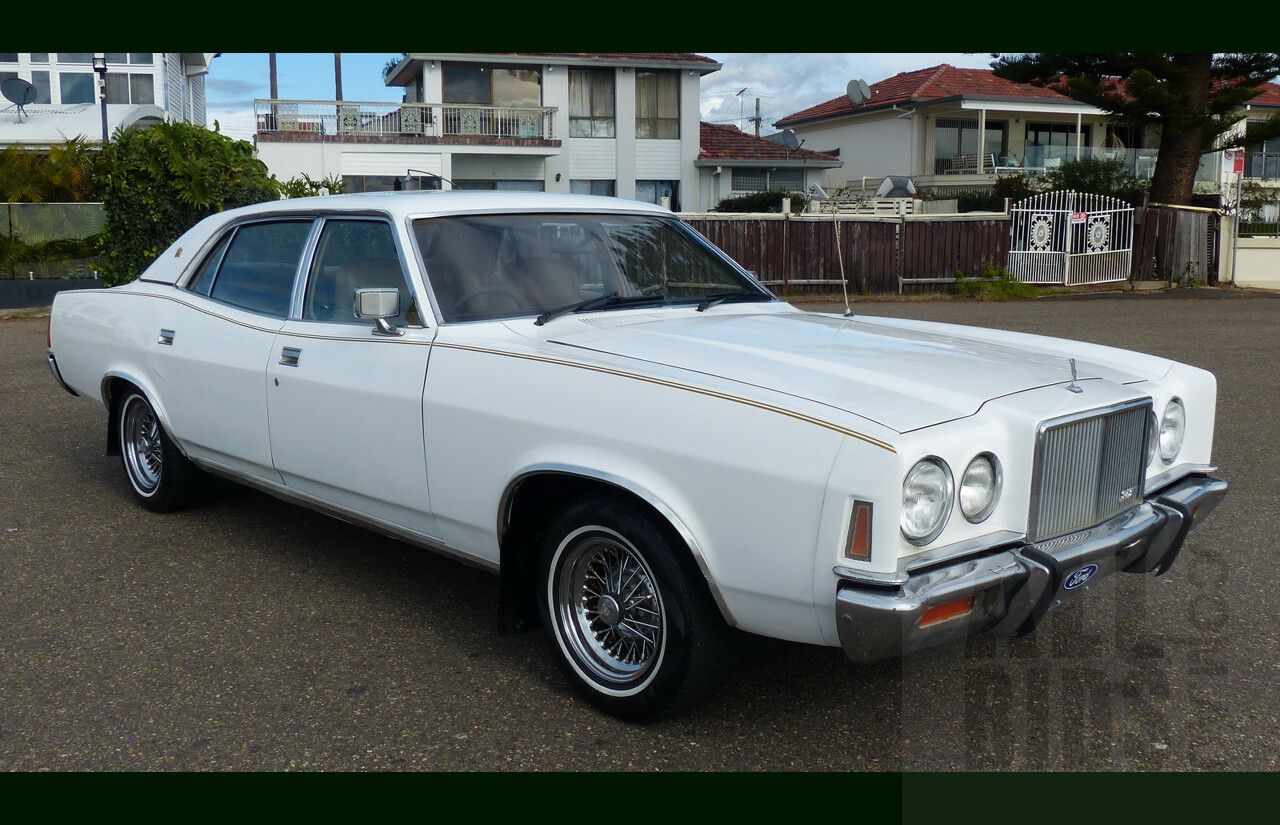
[500,463,738,627]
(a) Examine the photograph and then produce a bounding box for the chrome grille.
[1029,401,1151,542]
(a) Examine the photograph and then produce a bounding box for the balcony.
[924,146,1222,189]
[254,99,558,144]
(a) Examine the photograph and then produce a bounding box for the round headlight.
[959,453,1002,523]
[1147,409,1160,467]
[1159,398,1186,464]
[901,458,953,545]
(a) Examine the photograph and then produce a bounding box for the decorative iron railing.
[254,100,557,140]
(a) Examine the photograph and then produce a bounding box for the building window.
[31,71,51,104]
[1024,122,1092,169]
[442,64,542,137]
[30,53,48,64]
[57,53,94,64]
[569,69,615,138]
[453,180,545,192]
[730,167,803,194]
[571,180,616,197]
[635,71,679,139]
[934,118,1008,174]
[443,64,541,107]
[1245,130,1280,180]
[0,53,18,63]
[105,74,155,105]
[635,180,679,210]
[59,72,95,105]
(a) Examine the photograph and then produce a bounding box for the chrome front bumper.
[835,474,1229,662]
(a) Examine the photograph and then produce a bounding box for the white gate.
[1008,190,1135,285]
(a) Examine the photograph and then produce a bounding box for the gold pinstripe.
[436,342,896,452]
[122,289,895,452]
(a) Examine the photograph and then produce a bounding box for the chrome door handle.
[158,329,175,346]
[279,347,302,366]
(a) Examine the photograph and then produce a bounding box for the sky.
[203,53,1000,143]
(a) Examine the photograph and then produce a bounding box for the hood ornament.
[1066,358,1083,393]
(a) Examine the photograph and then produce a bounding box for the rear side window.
[187,220,313,318]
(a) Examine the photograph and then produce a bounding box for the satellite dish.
[876,176,917,198]
[2,77,36,115]
[779,129,801,151]
[847,78,871,105]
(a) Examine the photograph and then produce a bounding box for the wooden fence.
[683,212,1009,294]
[683,204,1219,294]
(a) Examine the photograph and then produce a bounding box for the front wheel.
[536,497,740,722]
[117,390,199,512]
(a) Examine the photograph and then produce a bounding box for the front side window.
[302,219,418,326]
[635,70,679,139]
[188,220,313,318]
[413,212,766,323]
[570,68,615,138]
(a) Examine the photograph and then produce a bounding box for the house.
[0,52,216,148]
[774,63,1270,198]
[694,121,841,211]
[253,53,722,211]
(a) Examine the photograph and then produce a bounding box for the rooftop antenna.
[735,87,747,130]
[1,78,36,121]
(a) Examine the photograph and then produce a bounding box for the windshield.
[412,212,772,323]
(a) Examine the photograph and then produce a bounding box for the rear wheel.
[117,390,198,512]
[536,496,740,722]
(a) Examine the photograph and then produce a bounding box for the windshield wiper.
[534,292,665,326]
[695,290,773,312]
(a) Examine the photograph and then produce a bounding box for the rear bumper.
[46,348,79,397]
[835,474,1228,662]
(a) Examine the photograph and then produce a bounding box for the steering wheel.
[450,286,525,316]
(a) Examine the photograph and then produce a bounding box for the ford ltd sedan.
[46,192,1228,721]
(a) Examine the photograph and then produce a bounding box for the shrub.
[96,122,280,286]
[1040,156,1147,207]
[954,262,1040,300]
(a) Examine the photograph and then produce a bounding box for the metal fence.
[1008,191,1135,286]
[255,99,557,140]
[1,202,104,279]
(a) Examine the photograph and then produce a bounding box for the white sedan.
[46,192,1228,721]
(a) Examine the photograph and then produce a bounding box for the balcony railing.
[254,99,557,140]
[932,146,1219,183]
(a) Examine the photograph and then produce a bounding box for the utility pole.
[754,98,761,137]
[334,53,343,101]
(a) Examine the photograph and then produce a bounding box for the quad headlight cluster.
[901,454,1002,546]
[1147,398,1187,467]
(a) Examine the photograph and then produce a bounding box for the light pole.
[91,55,108,143]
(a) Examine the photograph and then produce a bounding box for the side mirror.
[353,287,403,336]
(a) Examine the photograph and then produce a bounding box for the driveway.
[2,290,1277,771]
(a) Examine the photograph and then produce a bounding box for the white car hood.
[544,308,1158,433]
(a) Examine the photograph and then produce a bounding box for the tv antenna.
[2,78,36,121]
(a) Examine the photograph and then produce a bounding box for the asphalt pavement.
[2,289,1277,771]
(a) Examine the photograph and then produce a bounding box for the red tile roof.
[778,65,1078,126]
[777,63,1280,125]
[697,121,840,164]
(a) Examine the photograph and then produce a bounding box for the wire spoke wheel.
[121,394,164,495]
[551,528,665,693]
